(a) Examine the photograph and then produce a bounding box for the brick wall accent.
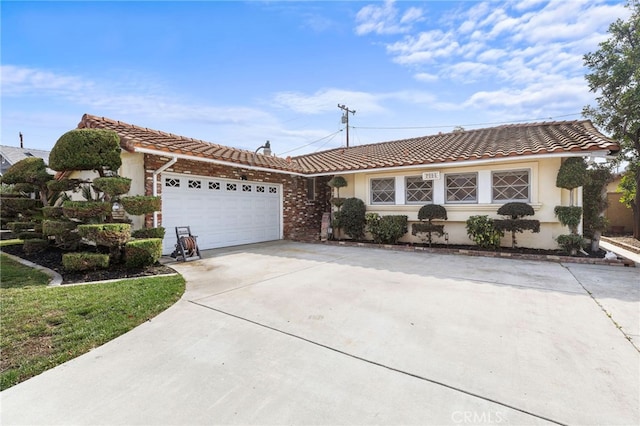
[144,154,331,242]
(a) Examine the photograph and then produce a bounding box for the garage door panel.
[161,175,281,253]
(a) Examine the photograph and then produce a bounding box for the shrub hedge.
[62,252,110,272]
[335,198,366,240]
[23,239,49,254]
[466,215,503,249]
[125,238,163,268]
[367,214,408,244]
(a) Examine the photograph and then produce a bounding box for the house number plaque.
[422,171,440,181]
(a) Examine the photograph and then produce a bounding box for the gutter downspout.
[152,156,178,228]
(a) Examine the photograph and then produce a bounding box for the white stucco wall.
[332,157,580,249]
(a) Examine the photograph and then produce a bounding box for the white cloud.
[1,65,94,95]
[414,72,438,83]
[355,0,423,35]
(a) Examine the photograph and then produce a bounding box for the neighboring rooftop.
[78,114,619,175]
[0,145,51,175]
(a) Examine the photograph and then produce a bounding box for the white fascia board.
[135,146,611,178]
[303,150,612,177]
[133,147,307,177]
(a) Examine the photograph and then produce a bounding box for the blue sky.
[1,0,631,156]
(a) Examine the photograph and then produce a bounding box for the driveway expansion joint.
[189,299,568,426]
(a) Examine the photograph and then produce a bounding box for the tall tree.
[583,0,640,239]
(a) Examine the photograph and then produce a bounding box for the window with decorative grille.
[371,178,395,204]
[165,178,180,188]
[446,173,477,203]
[492,170,529,202]
[405,176,433,204]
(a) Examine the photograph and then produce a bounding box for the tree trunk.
[634,172,640,240]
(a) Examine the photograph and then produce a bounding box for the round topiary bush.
[92,177,132,197]
[120,196,161,216]
[418,204,447,221]
[49,129,122,173]
[496,202,535,219]
[554,206,583,233]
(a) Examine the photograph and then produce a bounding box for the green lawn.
[0,254,185,390]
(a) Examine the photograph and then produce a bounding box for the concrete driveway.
[1,241,639,425]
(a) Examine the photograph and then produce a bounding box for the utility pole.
[338,104,355,147]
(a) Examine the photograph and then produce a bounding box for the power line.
[352,113,583,131]
[278,128,343,155]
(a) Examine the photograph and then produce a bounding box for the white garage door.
[161,174,282,254]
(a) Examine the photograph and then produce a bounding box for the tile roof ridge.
[293,119,590,159]
[81,113,272,157]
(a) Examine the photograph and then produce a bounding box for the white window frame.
[370,177,396,205]
[405,176,433,205]
[445,172,478,204]
[492,169,531,203]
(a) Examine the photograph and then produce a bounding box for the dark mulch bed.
[407,242,606,258]
[1,244,176,285]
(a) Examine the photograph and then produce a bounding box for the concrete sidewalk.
[1,242,638,425]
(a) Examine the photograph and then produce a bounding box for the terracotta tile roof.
[293,120,619,173]
[79,114,618,175]
[78,114,305,173]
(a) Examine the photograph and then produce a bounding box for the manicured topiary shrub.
[412,204,448,246]
[556,157,588,191]
[125,238,162,268]
[62,201,111,221]
[42,220,76,237]
[23,238,49,254]
[120,196,161,216]
[334,197,366,240]
[0,198,42,218]
[0,157,52,187]
[49,129,121,174]
[77,223,131,247]
[7,222,35,233]
[466,215,503,249]
[366,214,408,244]
[18,231,44,240]
[47,178,82,192]
[62,252,110,272]
[92,177,132,198]
[554,206,582,234]
[42,206,64,219]
[493,202,540,248]
[556,234,586,255]
[42,220,80,250]
[131,227,165,239]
